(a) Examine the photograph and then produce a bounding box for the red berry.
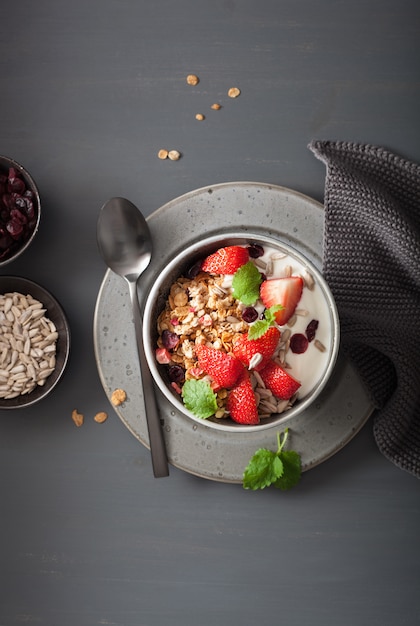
[290,333,309,354]
[259,360,301,400]
[161,329,180,350]
[201,245,249,275]
[242,306,258,323]
[226,371,260,425]
[305,319,319,342]
[195,344,244,389]
[260,276,303,325]
[247,243,264,258]
[233,327,281,371]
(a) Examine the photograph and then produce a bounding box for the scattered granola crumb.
[71,409,84,427]
[158,149,169,159]
[111,388,127,406]
[228,87,241,98]
[168,150,181,161]
[94,411,108,423]
[211,103,222,110]
[195,113,205,121]
[186,74,199,85]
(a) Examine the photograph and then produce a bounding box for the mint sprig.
[247,304,284,340]
[243,429,302,490]
[231,261,262,305]
[182,379,218,419]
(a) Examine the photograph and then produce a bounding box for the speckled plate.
[93,182,374,482]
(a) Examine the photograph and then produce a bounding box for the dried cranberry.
[242,306,258,323]
[6,219,24,239]
[0,164,38,260]
[8,177,26,195]
[10,208,27,225]
[0,227,12,251]
[168,365,185,383]
[23,196,35,219]
[290,333,309,354]
[2,194,14,210]
[305,319,319,342]
[248,243,264,258]
[161,329,179,350]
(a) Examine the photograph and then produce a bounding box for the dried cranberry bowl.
[0,155,40,266]
[0,276,70,409]
[142,233,340,432]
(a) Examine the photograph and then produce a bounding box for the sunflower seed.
[0,292,58,399]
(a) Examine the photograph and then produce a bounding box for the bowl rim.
[142,231,340,433]
[0,275,70,409]
[0,155,41,267]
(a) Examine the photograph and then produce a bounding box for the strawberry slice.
[232,326,281,371]
[195,344,244,389]
[226,371,260,425]
[260,276,303,325]
[201,245,249,275]
[259,360,301,400]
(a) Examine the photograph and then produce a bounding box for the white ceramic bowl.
[143,233,340,432]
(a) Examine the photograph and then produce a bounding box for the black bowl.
[0,155,41,266]
[0,276,70,408]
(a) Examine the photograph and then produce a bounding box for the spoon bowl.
[97,197,169,477]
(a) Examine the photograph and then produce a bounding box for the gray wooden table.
[1,2,419,625]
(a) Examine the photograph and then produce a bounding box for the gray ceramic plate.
[93,182,374,483]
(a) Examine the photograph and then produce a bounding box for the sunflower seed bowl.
[0,276,70,409]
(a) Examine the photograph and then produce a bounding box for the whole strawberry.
[233,326,281,371]
[201,245,249,275]
[259,360,301,400]
[226,371,260,425]
[195,343,244,389]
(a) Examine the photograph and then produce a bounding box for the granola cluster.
[157,271,249,417]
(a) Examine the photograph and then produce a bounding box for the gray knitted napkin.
[309,140,420,478]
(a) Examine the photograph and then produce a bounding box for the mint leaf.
[247,319,270,340]
[181,379,218,419]
[242,429,302,491]
[243,448,283,490]
[274,450,301,490]
[248,305,284,340]
[232,262,262,305]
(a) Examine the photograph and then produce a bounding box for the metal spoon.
[97,197,169,477]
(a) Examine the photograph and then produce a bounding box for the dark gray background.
[1,1,419,625]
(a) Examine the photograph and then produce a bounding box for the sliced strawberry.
[260,276,303,325]
[195,344,244,389]
[232,326,281,371]
[226,371,260,425]
[201,245,249,275]
[259,360,301,400]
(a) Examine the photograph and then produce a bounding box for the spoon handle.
[128,280,169,477]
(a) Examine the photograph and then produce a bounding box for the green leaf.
[243,448,284,490]
[247,305,284,340]
[181,379,218,419]
[231,262,262,305]
[274,450,302,490]
[247,319,270,340]
[242,429,302,491]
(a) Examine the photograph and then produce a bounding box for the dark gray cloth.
[309,140,420,478]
